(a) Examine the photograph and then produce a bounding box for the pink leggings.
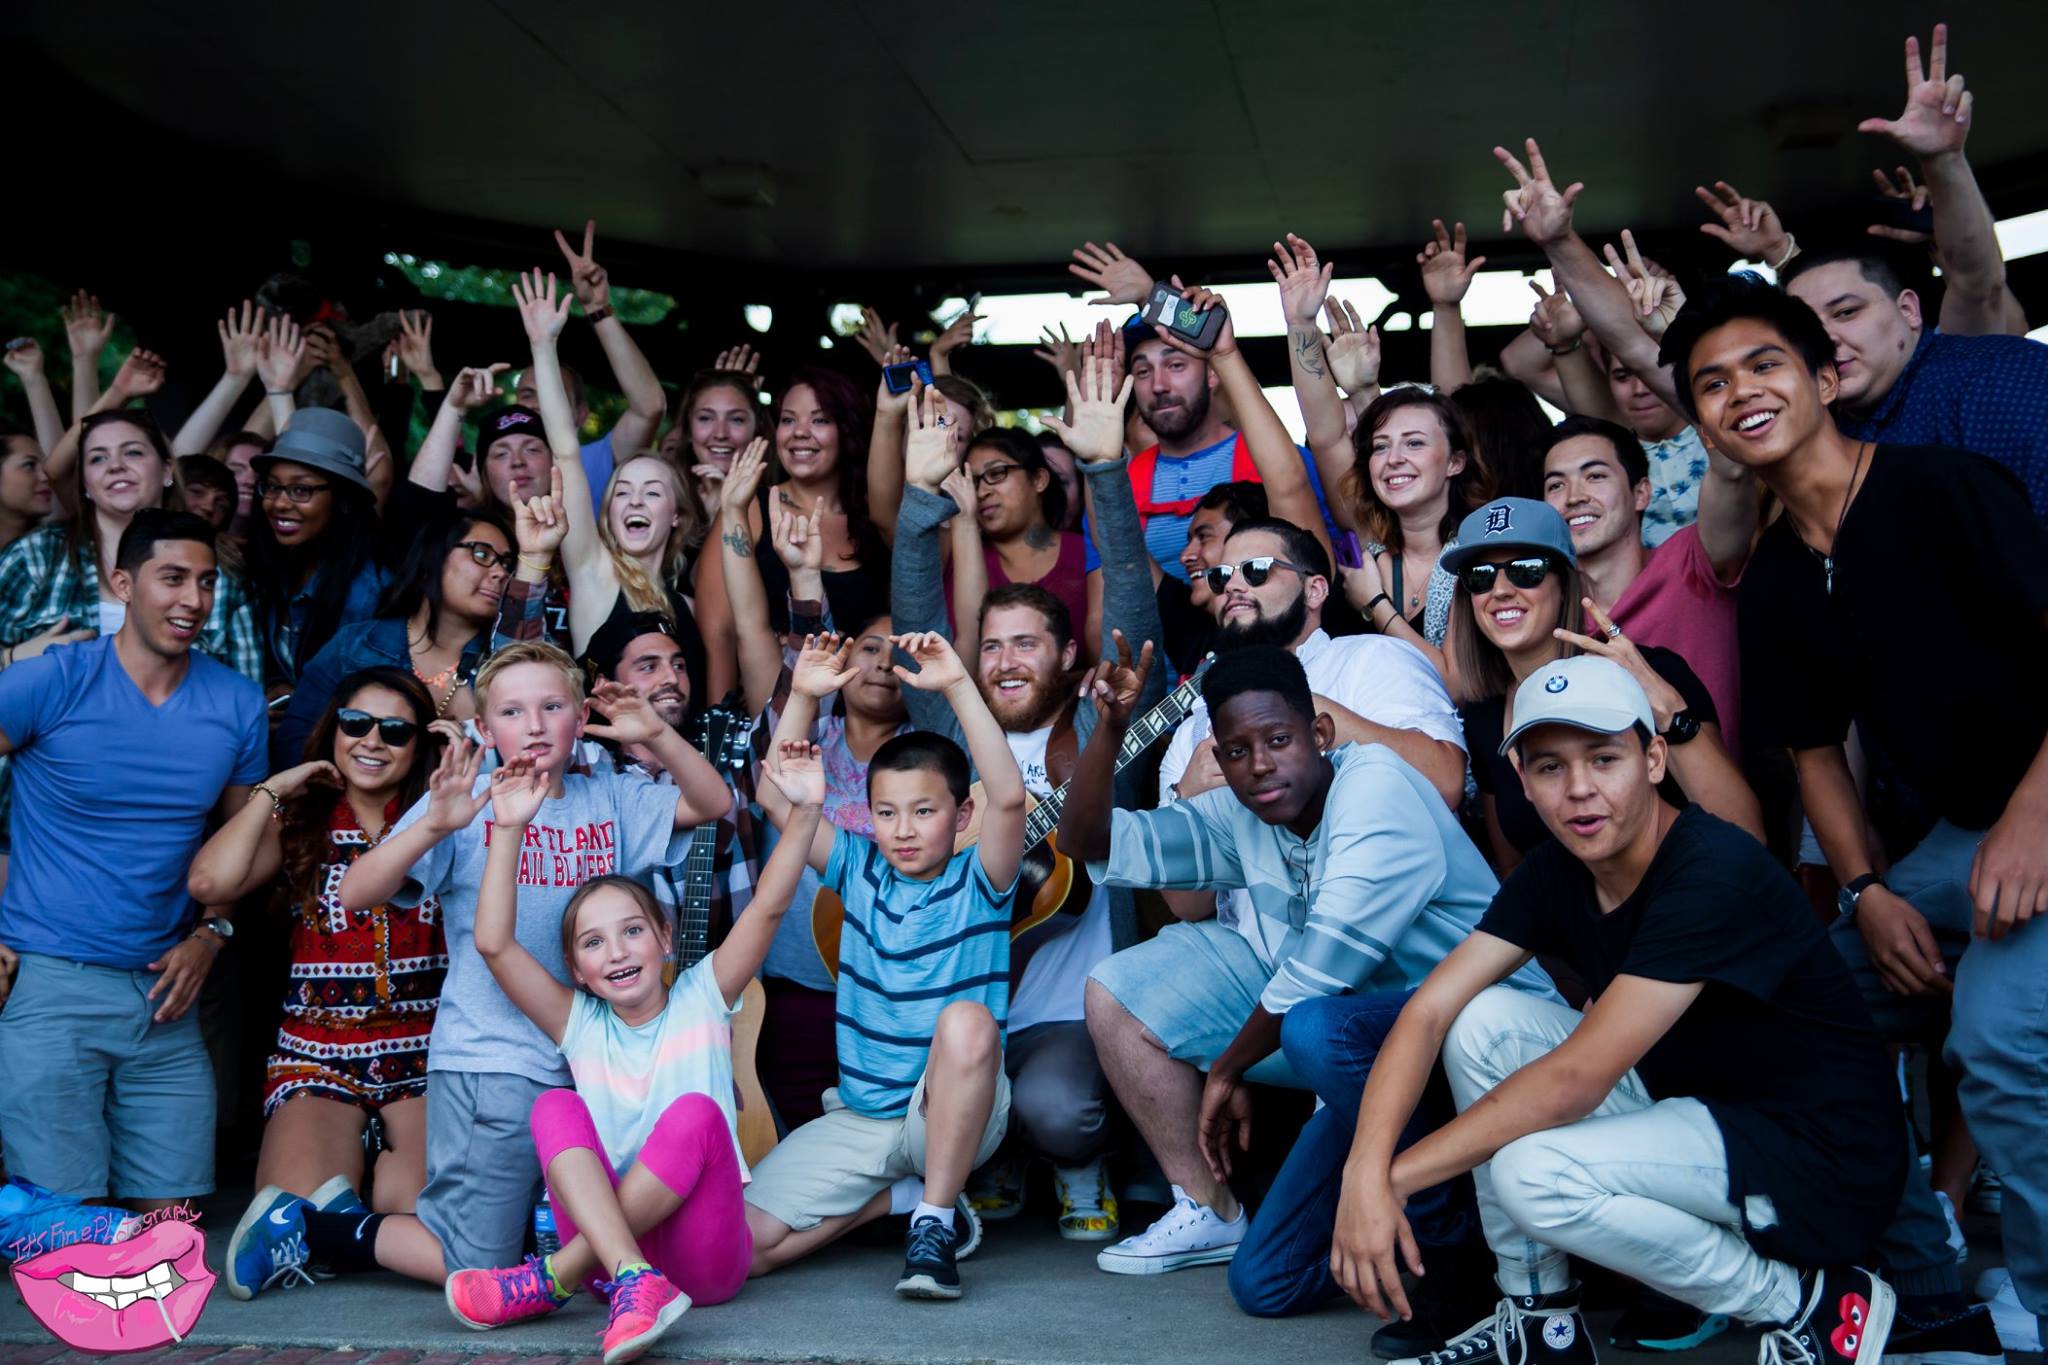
[530,1089,752,1305]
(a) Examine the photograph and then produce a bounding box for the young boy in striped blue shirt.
[742,630,1026,1301]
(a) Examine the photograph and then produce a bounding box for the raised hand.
[763,739,827,808]
[267,759,343,798]
[425,739,490,835]
[511,269,571,345]
[721,436,770,511]
[791,633,860,700]
[1495,139,1582,246]
[873,341,915,415]
[1602,230,1685,337]
[939,464,978,520]
[488,754,549,827]
[714,342,761,378]
[515,464,570,558]
[1417,220,1487,306]
[1031,323,1079,378]
[1154,276,1235,360]
[256,314,305,392]
[890,631,969,693]
[1269,232,1334,326]
[771,494,828,573]
[1322,299,1381,394]
[109,347,168,399]
[1077,629,1154,730]
[585,679,665,746]
[1693,181,1792,263]
[1040,351,1134,466]
[62,290,116,360]
[853,308,901,367]
[1067,240,1154,307]
[304,324,347,377]
[1552,597,1687,731]
[217,300,260,378]
[1077,318,1127,393]
[447,362,510,413]
[551,219,612,313]
[903,379,959,493]
[9,616,93,663]
[1858,24,1971,162]
[395,310,441,385]
[931,309,981,365]
[3,338,44,380]
[1526,280,1586,351]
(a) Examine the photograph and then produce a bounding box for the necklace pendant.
[1824,556,1834,594]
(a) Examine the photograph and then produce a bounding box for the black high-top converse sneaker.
[1757,1266,1896,1365]
[1389,1284,1598,1365]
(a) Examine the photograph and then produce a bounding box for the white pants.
[1442,987,1802,1325]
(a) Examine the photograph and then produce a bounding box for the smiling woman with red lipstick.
[1443,497,1757,874]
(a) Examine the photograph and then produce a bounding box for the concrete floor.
[0,1193,1808,1365]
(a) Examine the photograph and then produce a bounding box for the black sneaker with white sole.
[1883,1298,2005,1365]
[894,1215,962,1300]
[1758,1265,1895,1365]
[1388,1285,1597,1365]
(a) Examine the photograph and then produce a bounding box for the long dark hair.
[774,367,884,567]
[277,666,441,909]
[375,506,512,641]
[244,460,382,678]
[1447,551,1585,705]
[65,410,187,583]
[968,427,1067,532]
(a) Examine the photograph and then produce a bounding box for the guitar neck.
[1023,664,1210,848]
[676,819,719,969]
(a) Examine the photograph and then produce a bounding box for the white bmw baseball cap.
[1500,656,1655,757]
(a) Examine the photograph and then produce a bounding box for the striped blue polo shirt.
[824,828,1016,1119]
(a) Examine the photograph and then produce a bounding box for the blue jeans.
[1228,991,1478,1317]
[1832,819,2048,1337]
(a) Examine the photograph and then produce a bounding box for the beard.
[1144,383,1211,439]
[645,684,688,729]
[1215,587,1309,652]
[983,669,1071,733]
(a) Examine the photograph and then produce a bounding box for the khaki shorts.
[743,1067,1010,1232]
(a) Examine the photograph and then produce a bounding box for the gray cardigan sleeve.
[888,482,968,745]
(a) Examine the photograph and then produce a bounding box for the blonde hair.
[597,456,694,617]
[474,640,585,714]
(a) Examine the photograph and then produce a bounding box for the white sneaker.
[1093,1184,1243,1275]
[1974,1268,2042,1353]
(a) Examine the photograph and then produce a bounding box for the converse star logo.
[1543,1314,1577,1350]
[1484,504,1514,536]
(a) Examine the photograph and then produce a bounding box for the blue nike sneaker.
[224,1185,315,1301]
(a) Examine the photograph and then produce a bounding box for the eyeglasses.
[456,541,516,571]
[335,709,419,746]
[1204,556,1313,595]
[257,478,331,505]
[1458,557,1556,595]
[971,462,1023,489]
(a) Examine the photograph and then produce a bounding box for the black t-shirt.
[1741,444,2048,830]
[1464,645,1717,854]
[1477,807,1905,1266]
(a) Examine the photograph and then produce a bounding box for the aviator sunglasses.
[335,709,419,746]
[1458,556,1556,595]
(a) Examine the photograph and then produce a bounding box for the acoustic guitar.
[682,702,778,1166]
[811,656,1215,981]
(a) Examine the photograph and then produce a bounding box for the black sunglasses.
[456,540,516,571]
[1204,556,1313,595]
[336,709,419,746]
[1459,556,1556,595]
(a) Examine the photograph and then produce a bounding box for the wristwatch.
[1661,711,1702,745]
[195,917,235,944]
[585,304,614,324]
[1837,872,1884,920]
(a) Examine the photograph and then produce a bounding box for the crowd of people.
[1,23,2044,1365]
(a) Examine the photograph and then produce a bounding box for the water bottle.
[532,1195,560,1257]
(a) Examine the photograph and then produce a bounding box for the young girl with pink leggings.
[442,740,824,1365]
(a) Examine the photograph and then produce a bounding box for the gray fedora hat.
[255,407,371,494]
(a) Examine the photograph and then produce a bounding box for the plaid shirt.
[0,522,263,836]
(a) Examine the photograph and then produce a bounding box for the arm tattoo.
[1290,326,1326,378]
[721,525,753,558]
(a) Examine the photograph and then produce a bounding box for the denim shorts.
[1089,920,1306,1089]
[0,952,215,1199]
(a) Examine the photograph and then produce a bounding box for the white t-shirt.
[1154,629,1465,970]
[1004,724,1113,1031]
[559,950,749,1180]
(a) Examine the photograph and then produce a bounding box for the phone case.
[1139,282,1228,351]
